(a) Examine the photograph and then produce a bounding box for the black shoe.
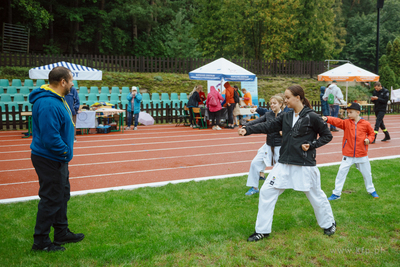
[371,133,377,144]
[32,243,65,252]
[331,129,339,132]
[259,176,266,181]
[381,131,390,142]
[247,232,269,242]
[324,221,337,236]
[54,229,85,246]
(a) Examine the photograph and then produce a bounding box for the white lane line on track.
[1,155,399,204]
[1,159,254,186]
[0,149,258,173]
[0,141,266,162]
[2,133,400,154]
[1,141,400,163]
[0,135,267,154]
[2,122,400,142]
[0,131,256,147]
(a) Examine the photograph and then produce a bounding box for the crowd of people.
[28,68,390,251]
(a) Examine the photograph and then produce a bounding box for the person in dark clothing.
[29,66,84,252]
[242,94,286,196]
[371,82,390,143]
[238,85,336,242]
[64,86,80,142]
[320,86,330,116]
[224,82,236,128]
[187,85,202,127]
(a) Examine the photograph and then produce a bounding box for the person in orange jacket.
[224,82,236,128]
[323,102,379,200]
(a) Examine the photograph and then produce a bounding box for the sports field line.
[0,131,256,147]
[1,154,399,204]
[2,142,399,173]
[0,135,266,154]
[0,140,264,162]
[0,149,258,173]
[1,141,399,164]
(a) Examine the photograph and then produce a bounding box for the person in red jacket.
[323,102,379,200]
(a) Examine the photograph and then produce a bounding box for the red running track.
[1,115,399,202]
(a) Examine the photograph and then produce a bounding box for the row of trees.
[1,1,400,75]
[379,37,400,89]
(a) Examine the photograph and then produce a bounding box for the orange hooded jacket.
[224,82,235,104]
[327,116,375,157]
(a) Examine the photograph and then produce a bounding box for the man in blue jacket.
[65,86,80,142]
[126,87,142,130]
[30,66,84,252]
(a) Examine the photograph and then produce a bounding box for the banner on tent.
[241,77,258,106]
[207,80,224,94]
[391,87,400,103]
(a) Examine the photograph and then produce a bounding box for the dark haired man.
[371,82,390,143]
[29,66,84,252]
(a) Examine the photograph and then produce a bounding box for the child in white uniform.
[243,95,285,195]
[239,85,336,241]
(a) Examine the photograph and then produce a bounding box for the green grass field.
[1,159,399,266]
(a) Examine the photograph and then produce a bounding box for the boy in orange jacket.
[322,102,379,200]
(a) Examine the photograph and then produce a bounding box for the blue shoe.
[328,194,341,201]
[245,187,259,196]
[370,191,379,198]
[259,176,266,181]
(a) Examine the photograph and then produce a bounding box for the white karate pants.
[333,156,376,196]
[255,166,335,234]
[246,144,280,188]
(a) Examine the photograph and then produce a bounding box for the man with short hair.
[371,82,390,143]
[323,80,343,132]
[29,66,84,252]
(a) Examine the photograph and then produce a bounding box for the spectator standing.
[238,85,335,242]
[198,85,206,107]
[126,87,142,130]
[371,82,390,143]
[224,82,235,129]
[187,85,202,127]
[64,86,80,142]
[242,88,253,106]
[323,80,343,132]
[320,86,330,116]
[29,66,84,252]
[323,103,379,200]
[206,86,224,130]
[242,94,285,196]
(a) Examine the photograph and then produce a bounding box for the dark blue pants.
[127,111,139,127]
[31,154,70,247]
[329,105,339,130]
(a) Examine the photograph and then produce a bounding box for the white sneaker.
[216,126,222,130]
[133,127,137,130]
[125,127,130,130]
[212,126,216,130]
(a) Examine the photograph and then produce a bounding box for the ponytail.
[302,97,312,109]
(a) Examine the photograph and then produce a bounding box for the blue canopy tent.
[189,58,258,105]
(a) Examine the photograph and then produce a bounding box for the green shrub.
[0,66,30,78]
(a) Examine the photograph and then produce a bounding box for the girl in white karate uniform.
[243,95,285,196]
[238,85,336,242]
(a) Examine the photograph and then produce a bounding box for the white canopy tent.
[318,63,379,104]
[29,61,102,80]
[189,58,256,82]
